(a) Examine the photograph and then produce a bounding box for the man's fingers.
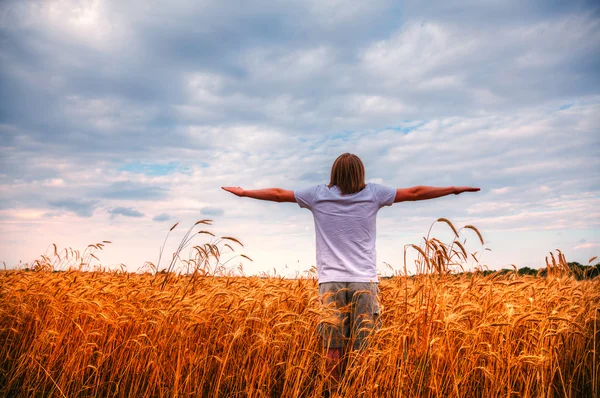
[456,187,480,194]
[222,186,243,196]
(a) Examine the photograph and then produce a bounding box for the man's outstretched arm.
[222,187,297,203]
[394,186,480,203]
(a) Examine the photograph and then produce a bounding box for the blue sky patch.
[118,162,193,176]
[385,122,427,134]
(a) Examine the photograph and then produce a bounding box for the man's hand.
[454,187,480,195]
[222,186,244,197]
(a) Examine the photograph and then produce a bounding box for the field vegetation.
[1,220,599,397]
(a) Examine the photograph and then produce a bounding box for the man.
[222,153,479,383]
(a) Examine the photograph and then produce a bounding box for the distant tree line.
[380,262,600,280]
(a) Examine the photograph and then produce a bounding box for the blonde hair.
[328,153,366,195]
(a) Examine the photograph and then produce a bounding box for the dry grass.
[1,220,599,397]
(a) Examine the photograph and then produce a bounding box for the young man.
[222,153,479,382]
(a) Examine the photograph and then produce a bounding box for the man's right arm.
[222,187,297,203]
[394,186,480,203]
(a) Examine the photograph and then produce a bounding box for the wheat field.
[1,269,599,397]
[1,220,599,397]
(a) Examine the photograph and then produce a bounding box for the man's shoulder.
[367,182,395,192]
[295,184,323,193]
[366,182,391,188]
[295,184,327,208]
[311,184,329,197]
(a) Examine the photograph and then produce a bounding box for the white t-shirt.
[295,183,396,283]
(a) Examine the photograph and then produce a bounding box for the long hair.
[328,153,366,195]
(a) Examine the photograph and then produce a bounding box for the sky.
[0,0,599,277]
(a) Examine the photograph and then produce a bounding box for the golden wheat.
[0,270,598,397]
[1,220,598,397]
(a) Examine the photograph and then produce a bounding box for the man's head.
[328,153,366,195]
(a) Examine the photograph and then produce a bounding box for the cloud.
[574,242,599,250]
[298,171,328,183]
[0,0,599,271]
[118,162,191,176]
[48,199,97,217]
[200,207,225,217]
[99,181,168,201]
[491,187,511,195]
[152,213,171,222]
[108,207,144,218]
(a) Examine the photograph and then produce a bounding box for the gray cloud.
[48,199,97,217]
[108,207,144,218]
[299,171,328,183]
[152,213,171,222]
[0,0,598,270]
[201,207,225,217]
[1,0,598,153]
[100,181,168,201]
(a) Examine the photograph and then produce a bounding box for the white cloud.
[574,243,599,250]
[491,187,511,194]
[307,0,392,26]
[361,22,477,84]
[244,46,334,82]
[3,0,133,52]
[42,178,65,187]
[352,95,413,116]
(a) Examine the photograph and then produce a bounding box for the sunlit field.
[1,271,599,397]
[1,221,599,397]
